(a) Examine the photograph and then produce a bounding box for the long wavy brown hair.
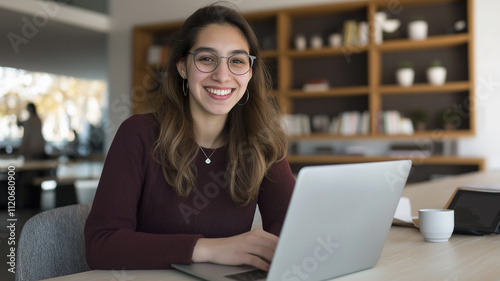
[151,3,287,206]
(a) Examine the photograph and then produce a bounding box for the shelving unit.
[131,0,483,182]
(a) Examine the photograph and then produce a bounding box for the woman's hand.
[192,229,278,271]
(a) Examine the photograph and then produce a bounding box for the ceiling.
[52,0,108,14]
[0,5,107,80]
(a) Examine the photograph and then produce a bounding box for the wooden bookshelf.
[131,0,481,181]
[377,33,470,52]
[380,81,470,94]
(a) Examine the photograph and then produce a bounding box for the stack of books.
[281,114,311,136]
[329,111,370,135]
[282,111,370,136]
[342,20,369,46]
[378,110,414,135]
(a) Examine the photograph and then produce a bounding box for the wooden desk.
[44,171,500,281]
[0,159,59,173]
[1,159,59,208]
[403,170,500,217]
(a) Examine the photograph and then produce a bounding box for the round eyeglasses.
[188,51,256,75]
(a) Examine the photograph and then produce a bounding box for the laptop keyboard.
[225,269,268,281]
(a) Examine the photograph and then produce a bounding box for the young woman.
[84,3,295,272]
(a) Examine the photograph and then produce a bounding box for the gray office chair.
[16,204,92,281]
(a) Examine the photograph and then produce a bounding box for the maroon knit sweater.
[84,114,295,270]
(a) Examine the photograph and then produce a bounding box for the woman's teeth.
[206,88,232,96]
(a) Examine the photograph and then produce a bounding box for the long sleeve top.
[84,113,295,270]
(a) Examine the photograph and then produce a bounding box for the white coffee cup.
[418,209,454,242]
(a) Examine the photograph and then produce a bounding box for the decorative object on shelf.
[310,34,323,49]
[294,34,307,51]
[453,20,467,33]
[374,11,387,44]
[396,61,415,87]
[382,18,401,40]
[328,33,342,48]
[410,109,428,131]
[427,59,447,85]
[381,110,414,135]
[437,108,460,130]
[312,115,330,133]
[408,17,428,41]
[302,79,329,92]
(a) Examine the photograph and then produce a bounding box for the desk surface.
[0,159,59,172]
[403,169,500,217]
[44,170,500,281]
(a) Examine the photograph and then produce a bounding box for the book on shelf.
[330,111,370,136]
[302,79,329,92]
[379,110,414,135]
[342,20,369,47]
[282,111,370,136]
[282,114,311,136]
[357,21,369,46]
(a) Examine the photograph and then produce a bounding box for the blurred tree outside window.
[0,66,107,157]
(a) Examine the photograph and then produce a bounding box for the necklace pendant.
[205,158,211,164]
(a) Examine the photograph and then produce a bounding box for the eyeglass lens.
[193,52,252,75]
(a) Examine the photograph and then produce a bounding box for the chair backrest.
[16,204,92,281]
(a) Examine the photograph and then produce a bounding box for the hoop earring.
[182,79,189,96]
[238,89,249,105]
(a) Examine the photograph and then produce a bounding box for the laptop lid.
[268,160,411,280]
[173,160,412,281]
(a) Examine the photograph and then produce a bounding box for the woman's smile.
[204,86,235,99]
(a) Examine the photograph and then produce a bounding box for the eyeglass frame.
[188,51,257,75]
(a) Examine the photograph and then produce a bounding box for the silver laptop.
[173,160,412,281]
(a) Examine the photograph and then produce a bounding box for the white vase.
[328,33,342,48]
[427,66,447,85]
[310,35,323,49]
[396,68,415,87]
[295,35,307,51]
[408,20,428,41]
[374,12,387,45]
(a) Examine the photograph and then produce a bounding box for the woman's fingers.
[192,229,279,271]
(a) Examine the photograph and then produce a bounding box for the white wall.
[459,0,500,169]
[108,0,500,169]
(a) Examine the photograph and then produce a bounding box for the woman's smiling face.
[177,23,253,119]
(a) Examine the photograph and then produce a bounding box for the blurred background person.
[17,102,47,160]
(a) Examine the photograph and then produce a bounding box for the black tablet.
[446,188,500,235]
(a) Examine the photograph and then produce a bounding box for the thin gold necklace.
[199,146,216,164]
